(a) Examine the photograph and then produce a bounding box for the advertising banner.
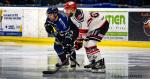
[0,9,2,32]
[100,11,128,40]
[0,9,23,36]
[129,12,150,41]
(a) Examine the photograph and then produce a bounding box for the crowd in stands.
[0,0,149,8]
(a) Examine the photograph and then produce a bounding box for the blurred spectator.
[15,0,26,5]
[25,0,42,6]
[3,0,26,5]
[48,0,59,5]
[108,0,118,4]
[143,0,150,5]
[25,0,36,4]
[41,0,59,6]
[127,0,142,6]
[65,0,81,4]
[0,0,147,7]
[3,0,11,4]
[3,0,11,5]
[59,0,66,3]
[118,0,127,4]
[80,0,95,4]
[99,0,109,3]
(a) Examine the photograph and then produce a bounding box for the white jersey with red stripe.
[70,9,107,39]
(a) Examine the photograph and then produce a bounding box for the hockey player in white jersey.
[64,1,109,72]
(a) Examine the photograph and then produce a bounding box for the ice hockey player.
[44,6,79,71]
[64,1,109,72]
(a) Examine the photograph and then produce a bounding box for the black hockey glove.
[63,38,73,54]
[63,44,72,54]
[75,39,83,50]
[44,22,56,34]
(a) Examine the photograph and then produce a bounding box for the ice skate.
[91,58,106,73]
[55,61,69,71]
[84,60,95,71]
[69,61,76,71]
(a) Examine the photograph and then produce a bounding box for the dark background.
[0,0,149,8]
[129,12,150,41]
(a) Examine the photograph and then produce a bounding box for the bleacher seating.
[0,0,146,8]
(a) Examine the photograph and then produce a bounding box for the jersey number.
[90,12,99,18]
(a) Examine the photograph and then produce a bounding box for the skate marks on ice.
[128,53,150,79]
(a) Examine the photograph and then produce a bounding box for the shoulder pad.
[75,9,84,22]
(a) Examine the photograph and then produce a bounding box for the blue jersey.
[45,12,79,55]
[46,13,69,34]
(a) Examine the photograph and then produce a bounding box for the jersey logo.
[87,18,93,27]
[90,12,99,18]
[75,9,84,22]
[59,18,67,30]
[77,14,83,21]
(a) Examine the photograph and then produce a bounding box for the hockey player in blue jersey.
[44,6,79,71]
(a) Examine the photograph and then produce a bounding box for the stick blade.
[43,70,57,74]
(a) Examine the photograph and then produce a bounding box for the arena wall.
[0,7,149,48]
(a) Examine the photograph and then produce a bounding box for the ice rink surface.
[0,43,150,79]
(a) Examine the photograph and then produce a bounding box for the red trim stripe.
[85,46,97,49]
[86,49,100,55]
[79,29,88,33]
[89,35,103,39]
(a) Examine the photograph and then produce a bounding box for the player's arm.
[62,17,79,53]
[44,19,56,35]
[73,9,88,50]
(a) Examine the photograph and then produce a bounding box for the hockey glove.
[63,44,72,54]
[63,38,74,54]
[75,39,83,50]
[44,22,56,34]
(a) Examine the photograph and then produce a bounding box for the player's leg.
[84,40,104,71]
[84,21,109,72]
[69,50,76,71]
[64,25,79,71]
[54,42,69,70]
[70,29,79,71]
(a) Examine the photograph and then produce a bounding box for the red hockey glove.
[75,39,83,50]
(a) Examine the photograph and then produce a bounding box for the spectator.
[15,0,26,5]
[41,0,59,6]
[127,0,142,6]
[0,0,2,3]
[143,0,150,5]
[3,0,11,6]
[25,0,36,4]
[65,0,81,4]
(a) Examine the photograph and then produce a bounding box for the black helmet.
[47,6,58,14]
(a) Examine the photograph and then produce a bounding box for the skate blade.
[68,68,76,72]
[58,68,69,72]
[56,66,69,71]
[84,68,91,72]
[91,69,106,73]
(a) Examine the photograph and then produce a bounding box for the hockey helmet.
[64,1,77,12]
[47,6,58,14]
